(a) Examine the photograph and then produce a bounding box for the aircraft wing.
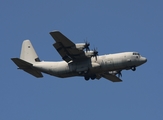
[50,31,87,62]
[101,73,122,82]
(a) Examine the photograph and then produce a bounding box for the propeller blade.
[92,47,98,60]
[95,56,97,61]
[84,40,90,52]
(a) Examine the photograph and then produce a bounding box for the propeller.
[92,48,98,60]
[84,40,90,52]
[117,71,122,78]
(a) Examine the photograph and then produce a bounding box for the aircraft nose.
[141,57,147,63]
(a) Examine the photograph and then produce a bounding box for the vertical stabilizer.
[20,40,40,63]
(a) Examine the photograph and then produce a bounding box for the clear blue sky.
[1,0,163,119]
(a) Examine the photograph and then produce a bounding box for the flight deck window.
[133,53,139,56]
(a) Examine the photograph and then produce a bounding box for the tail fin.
[20,40,40,63]
[11,40,43,78]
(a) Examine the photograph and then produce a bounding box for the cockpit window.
[133,52,140,55]
[133,52,140,58]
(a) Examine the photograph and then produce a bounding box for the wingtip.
[49,30,59,34]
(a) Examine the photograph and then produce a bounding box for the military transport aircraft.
[11,31,147,82]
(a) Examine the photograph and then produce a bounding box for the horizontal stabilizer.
[11,58,43,78]
[101,73,122,82]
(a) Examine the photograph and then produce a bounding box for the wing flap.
[50,31,87,62]
[53,42,72,62]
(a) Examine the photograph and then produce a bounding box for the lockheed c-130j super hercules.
[11,31,147,82]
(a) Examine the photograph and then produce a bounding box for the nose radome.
[142,57,147,63]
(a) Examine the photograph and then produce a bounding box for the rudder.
[20,40,40,63]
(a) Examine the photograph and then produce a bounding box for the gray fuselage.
[33,52,147,78]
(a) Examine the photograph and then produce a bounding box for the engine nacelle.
[75,42,90,51]
[75,43,87,50]
[84,51,95,57]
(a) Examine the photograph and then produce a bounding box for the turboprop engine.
[75,41,90,51]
